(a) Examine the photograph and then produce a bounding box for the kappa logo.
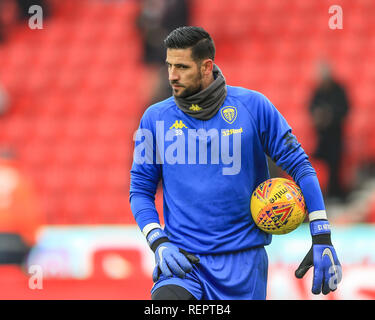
[221,106,238,124]
[189,104,202,111]
[169,120,188,130]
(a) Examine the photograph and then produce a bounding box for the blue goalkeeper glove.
[146,228,200,282]
[295,219,342,295]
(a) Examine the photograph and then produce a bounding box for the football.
[250,178,307,235]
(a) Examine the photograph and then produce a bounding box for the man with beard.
[130,26,342,300]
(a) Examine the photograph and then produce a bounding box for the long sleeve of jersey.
[252,92,326,216]
[130,107,162,232]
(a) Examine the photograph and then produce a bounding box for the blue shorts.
[151,246,268,300]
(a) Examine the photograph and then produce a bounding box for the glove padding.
[295,220,342,295]
[146,228,199,282]
[295,243,342,294]
[152,244,200,282]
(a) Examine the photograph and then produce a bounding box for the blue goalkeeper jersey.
[130,86,317,254]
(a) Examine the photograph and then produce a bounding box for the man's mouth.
[171,83,183,88]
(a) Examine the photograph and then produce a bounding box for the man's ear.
[201,59,214,76]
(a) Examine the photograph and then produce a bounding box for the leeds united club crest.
[221,106,237,124]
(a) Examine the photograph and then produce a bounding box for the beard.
[170,73,203,98]
[176,83,202,98]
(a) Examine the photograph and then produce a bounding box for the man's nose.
[168,67,179,81]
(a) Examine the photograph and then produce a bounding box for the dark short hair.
[164,26,215,61]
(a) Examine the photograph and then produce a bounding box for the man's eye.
[166,64,188,69]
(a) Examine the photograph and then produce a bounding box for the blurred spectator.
[309,63,350,201]
[0,148,44,269]
[0,0,18,44]
[137,0,190,106]
[137,0,190,66]
[0,19,3,43]
[15,0,50,21]
[0,0,50,44]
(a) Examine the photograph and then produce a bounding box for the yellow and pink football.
[250,178,307,235]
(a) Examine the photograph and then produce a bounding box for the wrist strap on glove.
[310,219,332,245]
[146,228,169,252]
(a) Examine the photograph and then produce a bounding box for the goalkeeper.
[130,26,342,300]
